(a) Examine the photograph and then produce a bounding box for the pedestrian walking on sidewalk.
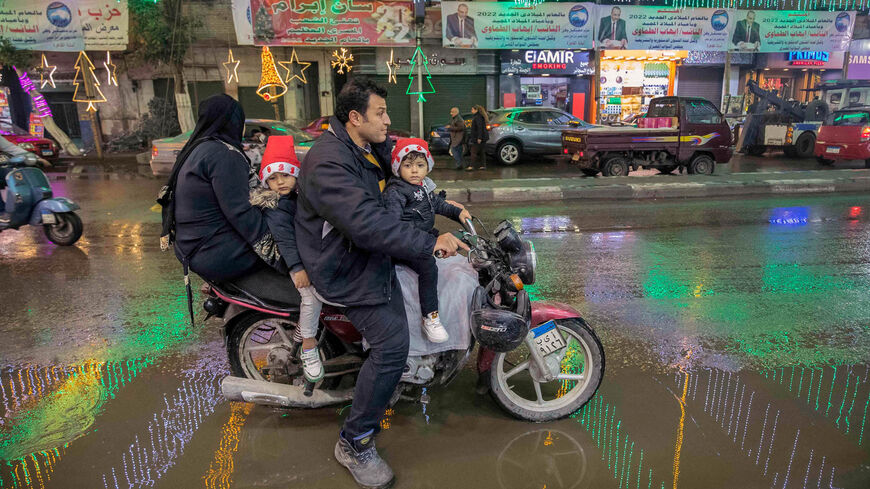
[448,107,465,170]
[467,105,488,171]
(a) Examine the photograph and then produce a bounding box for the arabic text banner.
[0,0,127,51]
[250,0,415,46]
[440,2,595,50]
[79,0,128,50]
[729,10,854,53]
[595,6,732,51]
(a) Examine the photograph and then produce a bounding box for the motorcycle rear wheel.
[227,311,342,390]
[490,317,604,422]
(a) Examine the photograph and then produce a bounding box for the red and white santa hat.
[258,135,300,187]
[390,138,434,176]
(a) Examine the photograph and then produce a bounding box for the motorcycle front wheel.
[44,211,82,246]
[490,317,604,422]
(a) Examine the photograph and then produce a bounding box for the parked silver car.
[485,108,596,165]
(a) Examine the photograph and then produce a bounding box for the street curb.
[47,172,145,181]
[44,169,870,202]
[442,175,870,203]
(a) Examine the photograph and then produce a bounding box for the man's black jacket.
[295,117,437,306]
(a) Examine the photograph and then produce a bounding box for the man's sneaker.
[0,213,10,225]
[422,312,449,343]
[300,346,324,382]
[334,432,395,489]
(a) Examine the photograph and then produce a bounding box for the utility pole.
[416,25,425,138]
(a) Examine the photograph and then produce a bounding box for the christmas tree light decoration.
[406,46,435,103]
[14,67,52,118]
[223,49,240,84]
[103,51,118,87]
[386,49,400,84]
[72,51,106,112]
[257,46,287,102]
[331,48,354,74]
[278,48,311,84]
[514,0,543,7]
[36,54,56,89]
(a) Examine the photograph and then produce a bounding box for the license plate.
[826,147,840,154]
[531,320,567,357]
[41,150,54,156]
[42,212,56,224]
[571,152,581,162]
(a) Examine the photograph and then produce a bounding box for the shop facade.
[751,51,845,102]
[499,49,595,121]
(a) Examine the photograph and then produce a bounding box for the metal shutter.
[677,67,724,109]
[422,75,487,132]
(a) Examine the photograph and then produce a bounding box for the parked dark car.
[485,108,596,165]
[302,116,411,144]
[427,110,508,154]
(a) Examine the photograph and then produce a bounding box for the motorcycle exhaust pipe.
[221,376,354,409]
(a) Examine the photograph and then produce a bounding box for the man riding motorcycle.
[295,78,467,489]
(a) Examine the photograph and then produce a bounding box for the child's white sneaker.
[422,312,449,343]
[300,347,324,382]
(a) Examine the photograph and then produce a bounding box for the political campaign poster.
[0,1,85,51]
[730,10,854,53]
[250,0,416,46]
[595,6,732,51]
[441,2,596,50]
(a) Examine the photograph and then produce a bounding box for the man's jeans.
[341,278,409,440]
[450,144,463,169]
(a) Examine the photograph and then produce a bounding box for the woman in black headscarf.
[160,95,294,301]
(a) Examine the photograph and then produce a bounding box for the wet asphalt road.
[1,179,870,489]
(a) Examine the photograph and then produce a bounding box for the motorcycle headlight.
[510,240,536,285]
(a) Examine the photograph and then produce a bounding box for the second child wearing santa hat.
[385,138,472,343]
[250,136,324,382]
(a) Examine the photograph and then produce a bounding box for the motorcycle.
[213,219,604,422]
[0,153,82,246]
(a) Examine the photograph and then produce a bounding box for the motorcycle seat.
[208,267,302,314]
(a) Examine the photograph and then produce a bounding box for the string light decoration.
[514,0,544,6]
[103,51,118,87]
[13,67,52,117]
[331,48,354,74]
[36,54,56,89]
[406,46,435,102]
[386,49,400,84]
[223,48,240,84]
[278,48,312,84]
[72,51,106,112]
[257,46,287,102]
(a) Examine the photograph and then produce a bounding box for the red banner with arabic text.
[251,0,415,46]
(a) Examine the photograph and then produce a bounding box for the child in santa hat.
[250,135,323,382]
[385,138,472,343]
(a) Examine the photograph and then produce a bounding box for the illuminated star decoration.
[223,49,240,84]
[385,49,400,84]
[278,48,312,84]
[330,48,354,75]
[103,51,118,87]
[37,54,57,89]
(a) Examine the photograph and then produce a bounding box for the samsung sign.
[787,51,830,66]
[502,50,593,76]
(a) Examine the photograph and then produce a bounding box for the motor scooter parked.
[0,153,83,245]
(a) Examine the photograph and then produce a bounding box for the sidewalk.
[46,152,870,202]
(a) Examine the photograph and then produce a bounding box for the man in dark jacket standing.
[296,78,467,489]
[448,107,465,170]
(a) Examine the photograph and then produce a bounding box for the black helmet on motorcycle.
[469,287,531,352]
